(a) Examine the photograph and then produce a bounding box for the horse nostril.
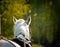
[16,36,17,37]
[23,34,25,37]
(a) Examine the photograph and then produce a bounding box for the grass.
[32,44,44,47]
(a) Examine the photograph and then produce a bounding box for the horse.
[12,16,31,47]
[0,16,32,47]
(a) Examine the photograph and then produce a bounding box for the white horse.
[12,16,31,47]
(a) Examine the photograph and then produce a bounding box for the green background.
[0,0,60,46]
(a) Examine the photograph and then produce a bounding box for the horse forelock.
[15,19,25,25]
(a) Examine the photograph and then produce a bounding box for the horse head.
[13,16,31,41]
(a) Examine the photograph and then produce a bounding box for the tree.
[1,0,31,39]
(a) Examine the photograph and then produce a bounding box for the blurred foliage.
[0,0,31,39]
[0,0,60,45]
[32,44,44,47]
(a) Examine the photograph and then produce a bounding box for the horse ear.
[13,16,17,24]
[26,16,31,25]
